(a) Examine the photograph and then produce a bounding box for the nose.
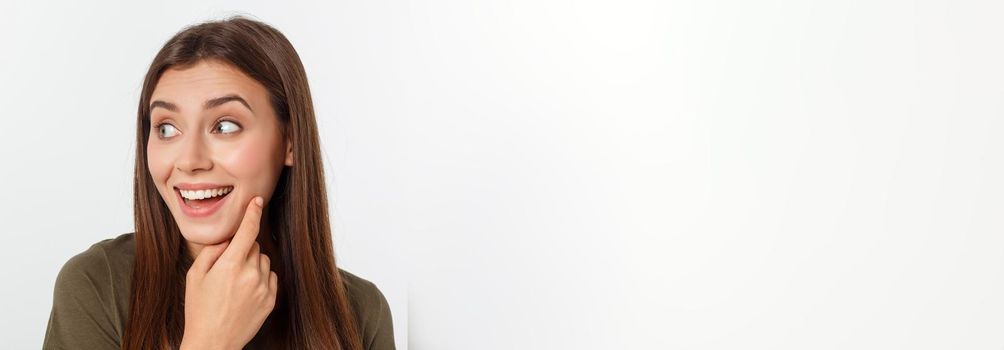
[175,133,213,173]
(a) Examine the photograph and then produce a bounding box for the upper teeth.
[180,187,233,200]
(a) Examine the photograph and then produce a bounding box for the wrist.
[180,335,229,350]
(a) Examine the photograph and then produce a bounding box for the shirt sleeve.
[43,245,122,350]
[366,284,396,350]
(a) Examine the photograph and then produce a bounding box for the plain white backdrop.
[2,0,1004,349]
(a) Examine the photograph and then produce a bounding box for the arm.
[42,246,121,350]
[365,284,396,350]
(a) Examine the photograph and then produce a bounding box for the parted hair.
[124,16,363,350]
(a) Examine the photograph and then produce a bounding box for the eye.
[155,123,179,139]
[214,120,242,134]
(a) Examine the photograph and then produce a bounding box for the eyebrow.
[150,94,254,113]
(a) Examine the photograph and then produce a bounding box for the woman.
[43,17,395,350]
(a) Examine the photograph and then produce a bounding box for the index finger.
[220,196,264,262]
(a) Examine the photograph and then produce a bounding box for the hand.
[181,196,278,350]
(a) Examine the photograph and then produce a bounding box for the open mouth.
[176,186,235,210]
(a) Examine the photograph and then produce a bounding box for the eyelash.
[153,118,242,139]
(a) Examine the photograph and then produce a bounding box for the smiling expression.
[146,59,292,249]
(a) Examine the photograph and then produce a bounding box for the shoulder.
[56,232,135,287]
[53,232,135,308]
[339,268,390,321]
[45,233,135,349]
[338,268,395,349]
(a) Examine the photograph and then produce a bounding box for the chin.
[177,223,234,246]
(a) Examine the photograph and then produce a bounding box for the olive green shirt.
[43,232,395,350]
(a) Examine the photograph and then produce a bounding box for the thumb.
[190,240,230,275]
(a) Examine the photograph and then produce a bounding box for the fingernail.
[255,197,263,206]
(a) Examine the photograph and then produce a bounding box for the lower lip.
[176,189,232,218]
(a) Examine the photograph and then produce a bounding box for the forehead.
[151,59,267,106]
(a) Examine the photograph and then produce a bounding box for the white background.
[2,0,1003,349]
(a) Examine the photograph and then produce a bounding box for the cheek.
[146,144,173,188]
[145,145,176,203]
[219,138,283,201]
[220,140,274,178]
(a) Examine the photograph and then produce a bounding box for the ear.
[284,139,294,166]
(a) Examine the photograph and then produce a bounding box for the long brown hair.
[124,16,363,350]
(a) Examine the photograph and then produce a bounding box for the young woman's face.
[147,59,292,247]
